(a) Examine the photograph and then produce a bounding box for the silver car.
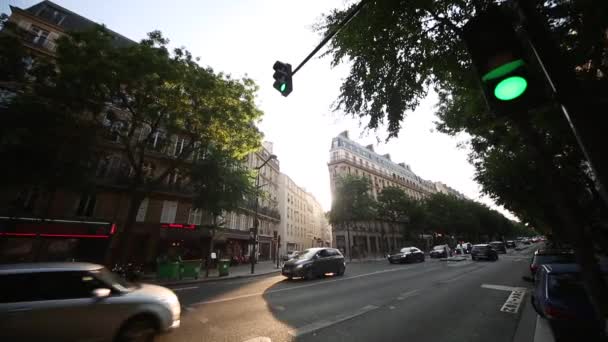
[0,262,180,341]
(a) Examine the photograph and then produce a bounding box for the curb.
[148,269,281,287]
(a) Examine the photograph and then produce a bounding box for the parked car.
[0,262,181,341]
[489,241,507,254]
[522,238,531,245]
[388,247,425,264]
[529,248,576,279]
[282,250,300,261]
[531,263,605,340]
[471,244,498,261]
[281,248,345,280]
[506,240,516,248]
[430,245,451,258]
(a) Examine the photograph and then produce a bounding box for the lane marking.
[397,289,421,301]
[173,286,199,291]
[287,305,379,337]
[481,284,527,314]
[242,337,272,342]
[191,263,443,306]
[501,288,526,314]
[481,284,525,292]
[389,306,396,310]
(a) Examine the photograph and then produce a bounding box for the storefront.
[0,216,116,264]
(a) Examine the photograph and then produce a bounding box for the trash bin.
[180,259,202,279]
[156,261,181,280]
[218,259,230,277]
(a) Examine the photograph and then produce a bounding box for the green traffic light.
[280,83,287,92]
[494,76,527,101]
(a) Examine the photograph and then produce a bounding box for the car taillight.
[544,305,575,320]
[530,264,538,273]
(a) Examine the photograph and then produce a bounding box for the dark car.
[489,241,507,254]
[281,248,345,280]
[429,245,450,258]
[506,240,516,248]
[531,264,606,340]
[471,244,498,261]
[529,249,576,278]
[388,247,425,264]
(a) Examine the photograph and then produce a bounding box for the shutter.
[161,201,177,223]
[136,198,149,222]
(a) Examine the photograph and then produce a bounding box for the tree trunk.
[118,191,144,264]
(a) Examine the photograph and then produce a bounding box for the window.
[136,197,149,222]
[38,6,67,25]
[188,208,202,225]
[0,271,105,303]
[160,200,178,223]
[75,193,96,217]
[172,136,186,156]
[29,25,50,45]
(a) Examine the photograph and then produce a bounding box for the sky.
[2,0,515,219]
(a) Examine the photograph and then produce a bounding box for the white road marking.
[198,317,209,324]
[172,286,199,291]
[287,305,379,337]
[242,337,272,342]
[191,264,441,306]
[273,305,285,311]
[501,288,526,314]
[389,306,396,310]
[481,284,527,314]
[398,289,421,300]
[481,284,524,292]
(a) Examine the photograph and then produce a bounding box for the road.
[160,246,537,342]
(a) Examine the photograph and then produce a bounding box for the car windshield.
[433,246,444,251]
[294,249,318,260]
[399,248,411,253]
[91,267,135,292]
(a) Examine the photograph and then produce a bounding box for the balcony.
[24,33,56,52]
[94,168,194,196]
[241,200,281,221]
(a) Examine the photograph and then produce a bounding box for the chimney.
[383,153,391,161]
[338,130,349,139]
[398,162,405,168]
[365,144,374,152]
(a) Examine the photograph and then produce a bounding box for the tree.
[190,148,256,277]
[319,0,608,324]
[24,26,263,262]
[329,175,376,259]
[376,186,423,249]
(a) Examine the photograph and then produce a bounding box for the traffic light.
[463,6,545,117]
[273,61,293,97]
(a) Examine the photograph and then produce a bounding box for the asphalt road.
[160,246,538,342]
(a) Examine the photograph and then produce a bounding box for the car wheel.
[388,260,394,264]
[304,268,315,280]
[472,256,477,261]
[493,255,498,261]
[337,265,345,276]
[117,317,157,342]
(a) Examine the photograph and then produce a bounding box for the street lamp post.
[251,154,277,274]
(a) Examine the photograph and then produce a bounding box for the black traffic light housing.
[463,6,546,117]
[273,61,293,97]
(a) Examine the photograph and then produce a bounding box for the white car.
[0,262,180,341]
[283,250,300,261]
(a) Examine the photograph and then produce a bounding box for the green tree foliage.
[329,175,376,227]
[320,0,608,321]
[190,148,256,277]
[1,24,263,261]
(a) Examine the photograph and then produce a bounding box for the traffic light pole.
[291,0,369,76]
[513,0,608,208]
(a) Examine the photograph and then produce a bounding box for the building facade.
[0,1,281,267]
[277,174,329,254]
[328,131,465,259]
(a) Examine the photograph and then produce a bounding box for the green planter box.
[218,259,230,277]
[156,261,181,280]
[180,259,202,279]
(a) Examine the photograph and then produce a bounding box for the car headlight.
[295,264,304,269]
[161,295,181,318]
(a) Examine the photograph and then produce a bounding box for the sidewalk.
[143,261,281,287]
